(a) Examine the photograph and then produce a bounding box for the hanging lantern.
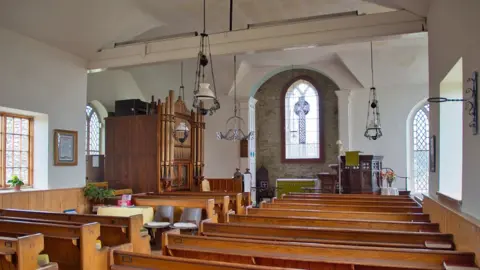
[216,55,254,141]
[192,0,220,116]
[173,122,190,144]
[173,61,190,144]
[364,42,383,140]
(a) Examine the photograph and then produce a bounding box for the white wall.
[350,83,428,189]
[439,82,463,200]
[0,27,87,189]
[87,70,146,112]
[428,0,480,218]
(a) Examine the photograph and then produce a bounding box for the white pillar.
[335,90,352,151]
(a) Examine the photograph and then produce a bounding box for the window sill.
[0,187,44,194]
[436,191,462,211]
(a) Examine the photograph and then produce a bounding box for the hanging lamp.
[216,55,254,141]
[173,61,190,144]
[364,41,383,140]
[192,0,220,116]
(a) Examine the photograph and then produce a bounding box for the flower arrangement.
[381,170,396,187]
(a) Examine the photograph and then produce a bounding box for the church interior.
[0,0,479,269]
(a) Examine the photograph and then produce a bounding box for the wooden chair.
[317,173,337,193]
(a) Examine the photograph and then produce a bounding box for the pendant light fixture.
[216,55,254,141]
[364,41,383,140]
[173,61,190,144]
[192,0,220,116]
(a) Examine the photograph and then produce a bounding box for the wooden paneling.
[423,195,480,264]
[207,178,242,193]
[0,188,87,213]
[105,116,158,193]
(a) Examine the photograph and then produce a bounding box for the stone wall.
[254,69,339,186]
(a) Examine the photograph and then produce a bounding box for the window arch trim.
[280,75,325,163]
[86,104,102,156]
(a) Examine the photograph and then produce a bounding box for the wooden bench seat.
[201,222,453,249]
[247,207,430,222]
[133,197,217,221]
[162,231,476,270]
[228,214,439,232]
[134,195,230,222]
[262,201,424,213]
[146,191,251,212]
[0,233,45,270]
[0,219,107,270]
[111,250,300,269]
[0,209,150,254]
[286,193,414,201]
[275,197,419,206]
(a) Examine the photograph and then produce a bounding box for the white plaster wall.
[87,70,146,112]
[428,0,480,218]
[0,26,87,189]
[350,84,428,189]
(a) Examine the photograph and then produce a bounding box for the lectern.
[340,155,383,194]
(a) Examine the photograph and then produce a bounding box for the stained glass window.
[86,105,101,155]
[0,113,33,187]
[284,79,320,160]
[413,104,429,194]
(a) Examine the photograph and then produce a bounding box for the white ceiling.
[0,0,394,59]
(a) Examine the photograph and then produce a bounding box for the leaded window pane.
[413,104,429,194]
[284,80,320,159]
[86,105,101,155]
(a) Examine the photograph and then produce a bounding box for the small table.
[96,206,154,224]
[144,222,171,250]
[380,187,399,196]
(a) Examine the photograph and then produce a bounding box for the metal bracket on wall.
[428,71,478,135]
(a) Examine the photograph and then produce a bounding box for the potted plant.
[83,184,115,212]
[7,175,24,191]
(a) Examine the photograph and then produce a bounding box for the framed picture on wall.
[429,135,436,172]
[54,129,78,166]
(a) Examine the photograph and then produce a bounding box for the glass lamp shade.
[364,125,383,140]
[195,83,215,100]
[216,115,254,141]
[173,122,190,144]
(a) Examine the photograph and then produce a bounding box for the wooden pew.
[263,201,423,213]
[144,191,250,214]
[111,250,300,270]
[246,207,431,222]
[285,193,414,201]
[162,231,477,270]
[0,219,107,270]
[275,197,419,206]
[206,178,242,193]
[201,221,453,249]
[135,194,230,222]
[0,233,46,270]
[228,213,439,232]
[0,209,150,254]
[133,197,217,221]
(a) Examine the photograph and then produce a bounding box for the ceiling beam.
[88,10,426,69]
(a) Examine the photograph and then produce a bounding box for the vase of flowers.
[382,170,396,188]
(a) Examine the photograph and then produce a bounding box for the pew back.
[246,207,431,222]
[228,214,439,232]
[111,250,300,269]
[263,201,423,213]
[162,231,476,270]
[0,209,150,254]
[274,197,419,206]
[0,233,44,270]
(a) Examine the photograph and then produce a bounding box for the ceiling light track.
[247,11,359,29]
[112,31,199,48]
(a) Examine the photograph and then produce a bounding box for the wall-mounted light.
[428,71,478,135]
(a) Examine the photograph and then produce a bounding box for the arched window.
[412,103,429,194]
[86,105,101,155]
[281,78,322,162]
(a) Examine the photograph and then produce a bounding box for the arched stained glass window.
[282,79,322,161]
[412,103,429,194]
[86,105,101,155]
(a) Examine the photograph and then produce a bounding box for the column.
[335,90,352,151]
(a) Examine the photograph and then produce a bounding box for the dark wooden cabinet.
[105,115,158,193]
[340,155,383,194]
